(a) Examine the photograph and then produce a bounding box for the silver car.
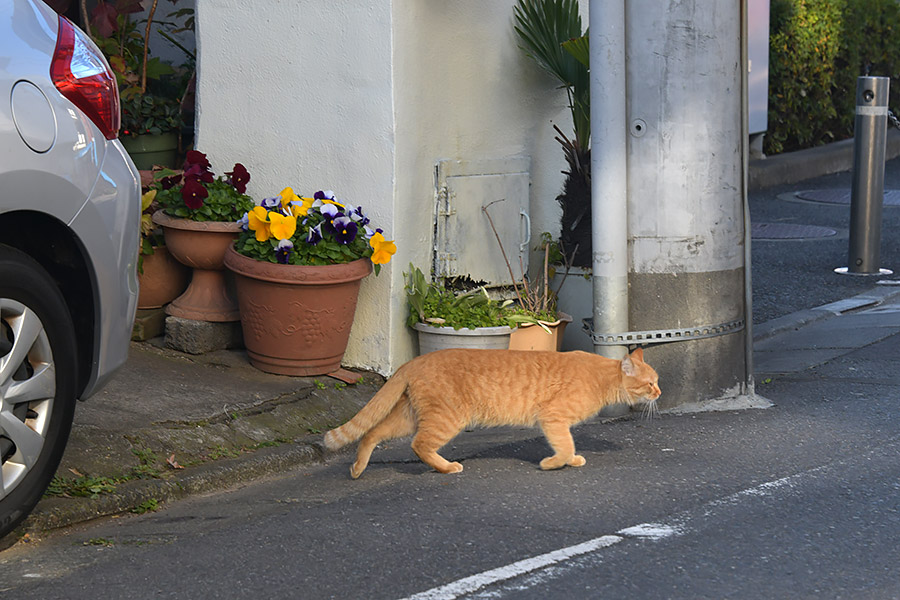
[0,0,139,538]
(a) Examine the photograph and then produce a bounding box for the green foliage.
[121,93,182,136]
[513,0,589,173]
[88,1,186,137]
[131,499,159,514]
[44,475,118,498]
[766,0,900,154]
[404,264,513,330]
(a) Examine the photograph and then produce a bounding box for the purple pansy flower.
[306,224,323,245]
[275,239,293,264]
[237,212,250,231]
[332,216,358,245]
[261,196,280,210]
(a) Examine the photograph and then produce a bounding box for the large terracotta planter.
[223,246,372,376]
[508,312,573,351]
[152,211,242,321]
[137,245,190,309]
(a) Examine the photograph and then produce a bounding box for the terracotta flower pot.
[223,245,372,376]
[137,246,190,309]
[152,211,242,321]
[507,312,573,352]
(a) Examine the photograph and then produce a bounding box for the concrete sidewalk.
[9,138,900,541]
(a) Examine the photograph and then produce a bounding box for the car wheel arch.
[0,211,97,399]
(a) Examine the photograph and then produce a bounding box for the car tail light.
[50,16,120,140]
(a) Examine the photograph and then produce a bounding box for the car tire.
[0,245,78,540]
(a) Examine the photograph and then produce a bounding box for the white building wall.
[195,0,572,374]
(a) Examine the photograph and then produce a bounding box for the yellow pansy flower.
[369,232,396,265]
[269,212,297,241]
[278,187,301,213]
[247,206,272,242]
[292,197,316,217]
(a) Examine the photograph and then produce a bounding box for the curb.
[749,129,900,190]
[19,438,331,535]
[753,286,900,343]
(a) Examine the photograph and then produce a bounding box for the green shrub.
[765,0,900,154]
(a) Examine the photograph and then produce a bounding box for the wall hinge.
[436,252,458,277]
[436,186,455,216]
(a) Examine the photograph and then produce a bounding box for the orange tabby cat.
[325,347,661,478]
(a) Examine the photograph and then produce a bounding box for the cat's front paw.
[568,455,586,467]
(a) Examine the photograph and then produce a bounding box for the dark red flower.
[183,150,211,170]
[225,163,250,194]
[160,173,182,190]
[183,163,214,183]
[181,178,208,210]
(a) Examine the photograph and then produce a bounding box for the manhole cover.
[795,189,900,206]
[751,222,837,240]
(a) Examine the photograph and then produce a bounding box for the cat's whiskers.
[641,399,659,421]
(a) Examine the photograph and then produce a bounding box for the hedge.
[765,0,900,154]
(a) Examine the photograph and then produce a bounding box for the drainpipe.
[590,0,629,359]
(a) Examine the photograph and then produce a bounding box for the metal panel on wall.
[434,158,531,286]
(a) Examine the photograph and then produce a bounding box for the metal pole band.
[584,318,745,346]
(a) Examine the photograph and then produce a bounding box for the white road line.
[399,464,835,600]
[400,535,623,600]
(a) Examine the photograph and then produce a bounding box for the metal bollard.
[845,76,891,275]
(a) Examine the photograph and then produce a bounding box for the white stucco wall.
[195,1,572,374]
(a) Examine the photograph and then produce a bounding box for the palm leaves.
[513,0,590,176]
[514,0,592,267]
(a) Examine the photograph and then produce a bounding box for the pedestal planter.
[224,246,372,376]
[508,312,573,352]
[137,246,190,309]
[152,212,242,322]
[413,322,513,354]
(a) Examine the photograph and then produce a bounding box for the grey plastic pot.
[413,321,513,354]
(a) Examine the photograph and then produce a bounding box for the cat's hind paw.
[442,461,463,474]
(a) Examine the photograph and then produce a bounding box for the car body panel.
[0,0,140,399]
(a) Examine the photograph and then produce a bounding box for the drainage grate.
[795,189,900,206]
[751,222,837,240]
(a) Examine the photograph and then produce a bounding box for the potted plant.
[513,0,590,268]
[87,0,187,168]
[405,264,515,354]
[223,189,397,376]
[136,187,188,310]
[151,150,255,321]
[482,202,573,351]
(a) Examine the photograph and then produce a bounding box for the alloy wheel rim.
[0,298,55,499]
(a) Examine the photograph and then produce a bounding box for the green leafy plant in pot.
[405,264,516,354]
[87,0,187,167]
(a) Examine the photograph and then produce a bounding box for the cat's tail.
[323,366,410,450]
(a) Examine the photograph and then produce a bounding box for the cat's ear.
[630,347,644,362]
[621,356,637,377]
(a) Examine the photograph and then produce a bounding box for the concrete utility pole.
[589,0,751,408]
[589,0,628,360]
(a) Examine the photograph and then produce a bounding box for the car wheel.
[0,245,78,540]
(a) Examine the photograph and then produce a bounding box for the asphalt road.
[750,155,900,324]
[1,359,898,599]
